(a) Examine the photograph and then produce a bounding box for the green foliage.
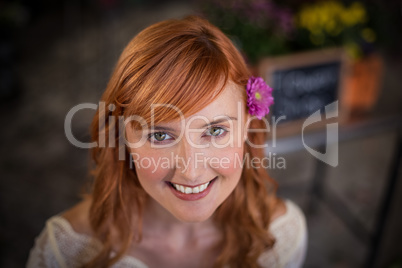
[201,0,383,61]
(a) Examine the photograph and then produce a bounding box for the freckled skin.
[126,83,249,223]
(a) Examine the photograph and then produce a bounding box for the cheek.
[209,145,244,177]
[130,149,171,182]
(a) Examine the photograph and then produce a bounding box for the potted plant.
[200,0,383,114]
[294,0,382,114]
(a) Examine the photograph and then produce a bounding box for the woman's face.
[126,82,248,222]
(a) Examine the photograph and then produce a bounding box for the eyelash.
[203,126,228,139]
[147,132,174,144]
[147,126,228,144]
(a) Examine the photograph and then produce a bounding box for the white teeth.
[199,184,205,192]
[172,181,211,194]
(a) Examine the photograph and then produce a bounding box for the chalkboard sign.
[258,48,348,126]
[271,62,340,122]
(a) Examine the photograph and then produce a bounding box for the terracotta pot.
[342,53,383,113]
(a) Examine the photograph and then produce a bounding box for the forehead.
[153,82,245,128]
[189,82,244,119]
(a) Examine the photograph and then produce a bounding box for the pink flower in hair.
[246,76,274,120]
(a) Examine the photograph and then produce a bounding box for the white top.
[27,200,307,268]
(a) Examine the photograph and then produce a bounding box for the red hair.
[86,15,278,268]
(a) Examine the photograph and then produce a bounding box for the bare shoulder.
[270,198,287,223]
[61,196,93,236]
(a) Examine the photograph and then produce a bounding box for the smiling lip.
[167,177,217,201]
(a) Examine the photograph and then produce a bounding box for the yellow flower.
[350,2,367,23]
[340,2,367,26]
[297,0,371,46]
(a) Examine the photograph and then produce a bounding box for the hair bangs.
[124,33,232,128]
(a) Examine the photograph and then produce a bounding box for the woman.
[28,16,307,268]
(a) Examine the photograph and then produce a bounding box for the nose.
[175,139,206,183]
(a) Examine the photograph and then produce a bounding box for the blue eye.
[149,132,173,142]
[206,127,226,137]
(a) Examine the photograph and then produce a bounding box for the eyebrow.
[201,116,237,128]
[149,116,238,132]
[151,125,176,132]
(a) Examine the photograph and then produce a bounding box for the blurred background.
[1,0,401,267]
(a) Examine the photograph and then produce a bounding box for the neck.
[141,197,219,245]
